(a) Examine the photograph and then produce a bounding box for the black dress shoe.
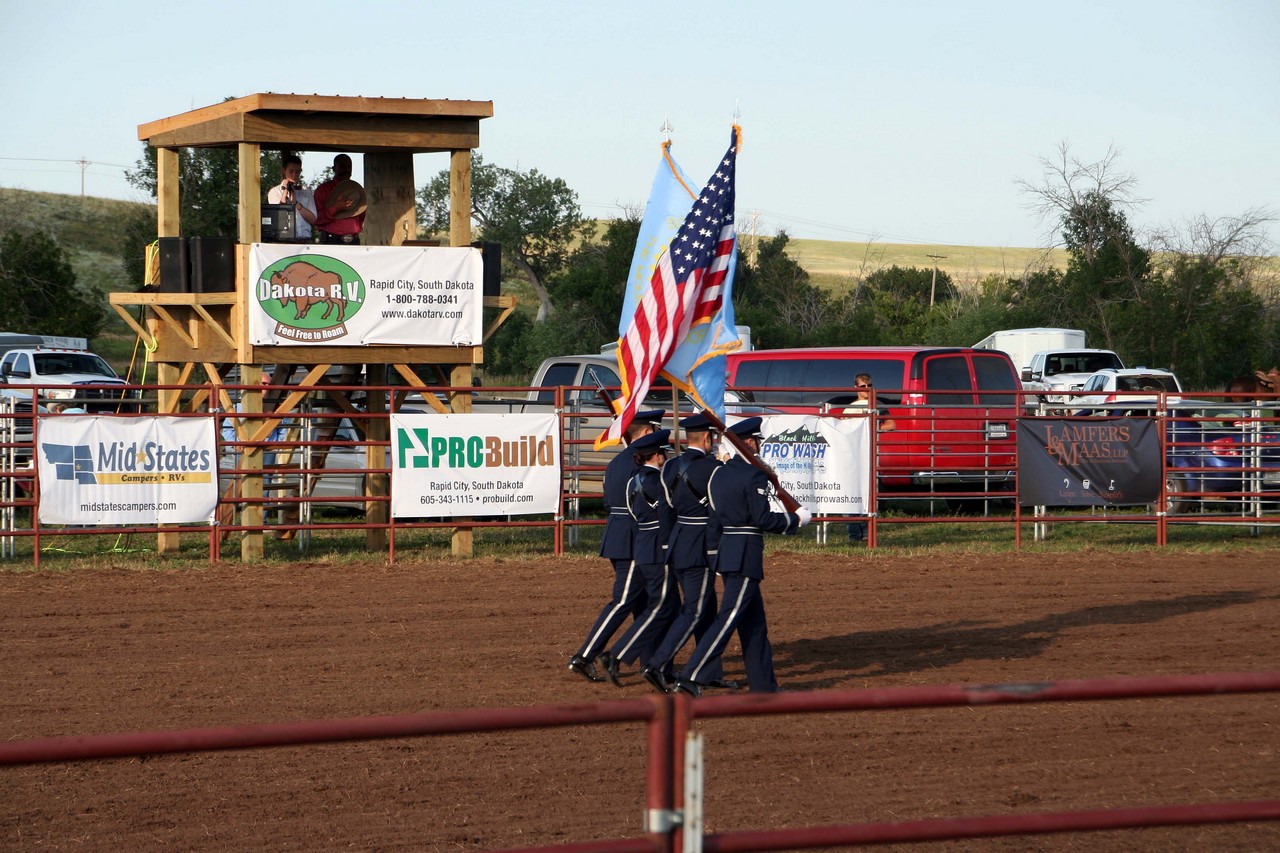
[672,678,702,698]
[567,655,605,683]
[704,678,742,690]
[598,651,623,687]
[641,666,671,694]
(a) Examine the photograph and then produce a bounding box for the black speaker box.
[471,240,501,298]
[157,237,190,292]
[190,236,235,293]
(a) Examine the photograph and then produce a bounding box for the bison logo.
[271,262,348,321]
[256,254,365,343]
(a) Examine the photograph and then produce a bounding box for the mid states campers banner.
[248,245,483,346]
[726,415,871,514]
[389,413,561,518]
[37,416,218,525]
[1016,417,1161,506]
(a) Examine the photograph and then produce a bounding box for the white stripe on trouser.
[659,566,712,666]
[582,560,640,654]
[614,564,673,661]
[687,577,751,684]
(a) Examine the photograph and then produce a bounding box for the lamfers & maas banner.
[389,413,561,518]
[37,416,219,525]
[1016,417,1160,506]
[248,245,483,346]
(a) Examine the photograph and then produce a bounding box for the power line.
[0,156,132,197]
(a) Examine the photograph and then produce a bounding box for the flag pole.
[699,407,801,513]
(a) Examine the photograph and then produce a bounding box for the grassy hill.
[0,188,155,371]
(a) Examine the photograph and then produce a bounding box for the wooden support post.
[449,149,475,557]
[364,152,416,247]
[449,149,471,249]
[239,364,264,561]
[238,143,261,245]
[154,362,182,553]
[157,148,180,237]
[365,370,388,551]
[154,148,181,554]
[449,362,474,558]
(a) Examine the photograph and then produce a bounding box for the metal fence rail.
[2,384,1279,561]
[2,671,1277,851]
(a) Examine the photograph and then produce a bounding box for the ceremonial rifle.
[699,407,801,513]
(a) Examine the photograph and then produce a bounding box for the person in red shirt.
[312,153,366,245]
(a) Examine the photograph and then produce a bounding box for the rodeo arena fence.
[4,380,1280,849]
[2,671,1279,850]
[1,380,1279,563]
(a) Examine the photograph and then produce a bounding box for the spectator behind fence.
[842,373,894,545]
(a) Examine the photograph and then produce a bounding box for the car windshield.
[1117,375,1179,393]
[34,353,115,377]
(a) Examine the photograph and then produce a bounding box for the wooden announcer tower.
[109,93,507,559]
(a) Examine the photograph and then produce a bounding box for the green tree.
[125,145,282,238]
[0,229,105,339]
[417,155,594,322]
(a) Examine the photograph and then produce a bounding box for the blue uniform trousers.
[680,573,777,693]
[575,558,647,662]
[608,560,680,665]
[645,562,724,681]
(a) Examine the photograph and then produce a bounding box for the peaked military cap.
[679,413,715,432]
[634,409,665,426]
[726,416,764,440]
[630,428,672,454]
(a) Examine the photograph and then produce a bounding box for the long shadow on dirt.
[774,590,1267,689]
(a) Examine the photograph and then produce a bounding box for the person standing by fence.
[567,409,664,683]
[675,417,811,696]
[598,428,680,686]
[843,373,894,545]
[640,414,734,693]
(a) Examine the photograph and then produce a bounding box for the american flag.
[598,128,739,447]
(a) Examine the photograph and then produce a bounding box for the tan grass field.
[784,237,1070,291]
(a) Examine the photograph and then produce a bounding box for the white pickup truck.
[1021,348,1126,408]
[0,347,130,412]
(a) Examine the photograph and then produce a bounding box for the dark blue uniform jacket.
[661,448,721,569]
[599,446,642,560]
[707,457,800,580]
[627,464,674,566]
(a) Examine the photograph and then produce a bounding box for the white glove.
[795,507,812,527]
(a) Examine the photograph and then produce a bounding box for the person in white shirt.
[266,155,317,243]
[843,373,894,544]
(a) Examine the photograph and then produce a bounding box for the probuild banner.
[724,415,871,514]
[390,413,561,518]
[248,245,483,346]
[37,416,218,525]
[1016,417,1161,506]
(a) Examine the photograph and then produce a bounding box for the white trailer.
[972,327,1086,374]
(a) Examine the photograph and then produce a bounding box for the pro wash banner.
[248,245,483,347]
[1016,417,1161,506]
[390,413,561,518]
[723,415,872,514]
[37,416,219,525]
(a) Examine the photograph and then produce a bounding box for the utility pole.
[927,254,947,307]
[77,158,89,198]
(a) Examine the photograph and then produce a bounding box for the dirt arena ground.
[2,547,1278,851]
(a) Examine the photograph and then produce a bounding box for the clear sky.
[3,0,1277,251]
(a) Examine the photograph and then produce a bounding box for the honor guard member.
[640,414,734,694]
[675,417,812,695]
[598,429,681,685]
[568,409,665,682]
